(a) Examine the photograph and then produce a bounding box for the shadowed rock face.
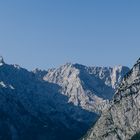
[82,58,140,140]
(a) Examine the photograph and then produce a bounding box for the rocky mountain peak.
[0,56,5,66]
[119,58,140,88]
[136,57,140,64]
[34,63,129,114]
[132,58,140,75]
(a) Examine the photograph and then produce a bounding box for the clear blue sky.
[0,0,140,70]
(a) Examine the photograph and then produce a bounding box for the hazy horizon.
[0,0,140,70]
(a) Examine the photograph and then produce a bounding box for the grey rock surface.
[82,58,140,140]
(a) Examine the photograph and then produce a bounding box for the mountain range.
[0,56,129,140]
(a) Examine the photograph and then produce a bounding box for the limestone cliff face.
[82,58,140,140]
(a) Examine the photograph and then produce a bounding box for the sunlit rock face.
[82,58,140,140]
[34,63,129,114]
